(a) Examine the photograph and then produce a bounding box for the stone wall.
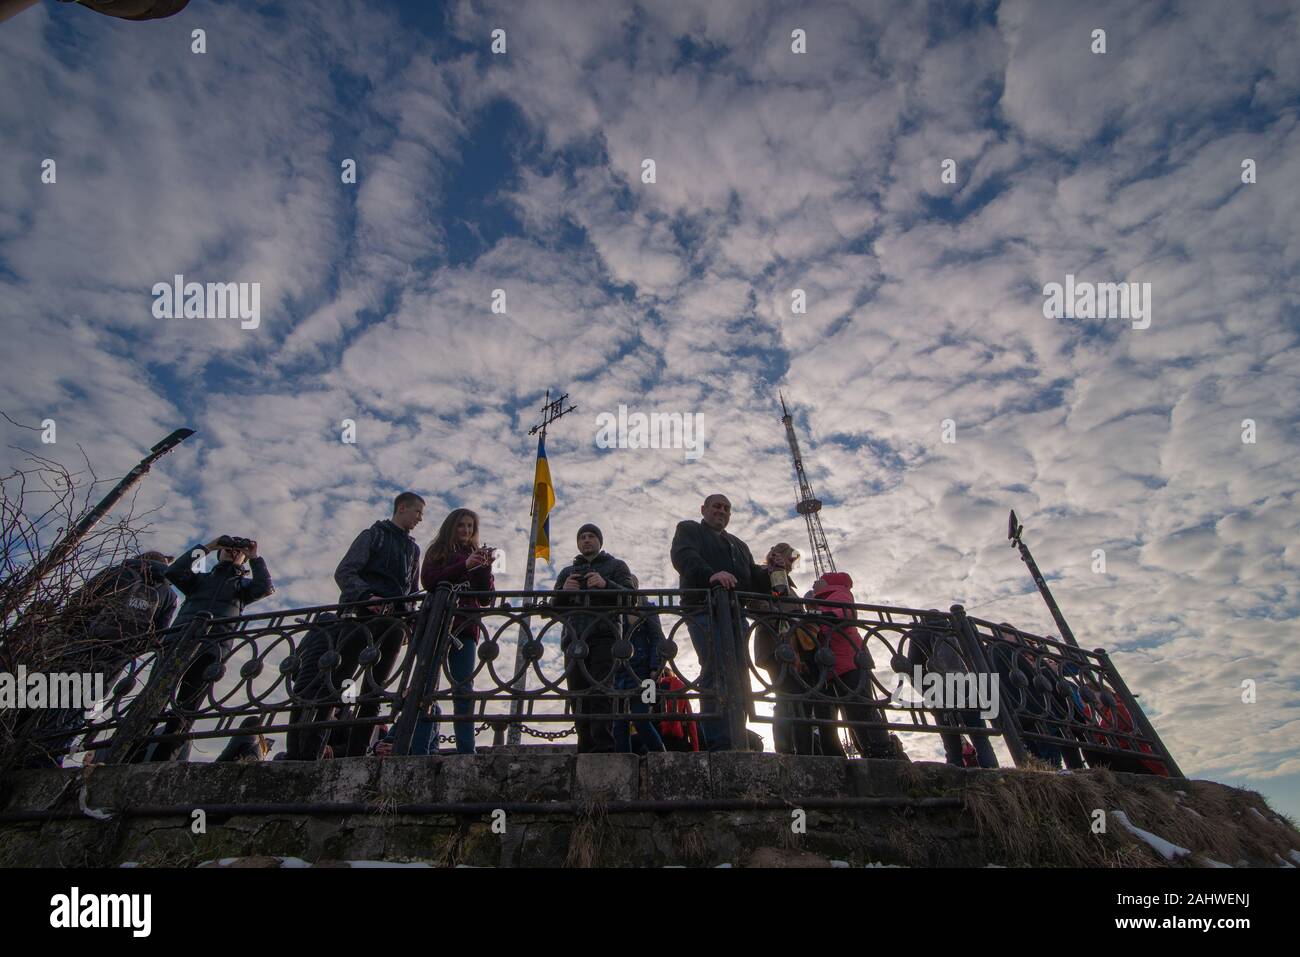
[2,753,1297,867]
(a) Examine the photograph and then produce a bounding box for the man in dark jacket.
[553,523,635,753]
[334,492,424,613]
[331,492,424,757]
[144,535,274,761]
[669,493,770,751]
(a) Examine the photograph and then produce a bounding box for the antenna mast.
[780,392,836,579]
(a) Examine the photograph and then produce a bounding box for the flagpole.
[502,434,543,748]
[500,389,575,749]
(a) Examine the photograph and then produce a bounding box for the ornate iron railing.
[7,584,1181,777]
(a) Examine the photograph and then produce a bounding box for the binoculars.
[215,535,256,551]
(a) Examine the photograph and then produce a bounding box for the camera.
[215,535,256,551]
[571,561,591,589]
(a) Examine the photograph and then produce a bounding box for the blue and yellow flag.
[533,435,556,561]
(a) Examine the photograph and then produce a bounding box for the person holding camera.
[144,534,273,761]
[553,523,635,753]
[420,508,496,755]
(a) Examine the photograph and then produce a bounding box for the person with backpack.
[420,508,496,755]
[751,543,806,754]
[612,576,666,755]
[330,492,425,757]
[142,534,274,762]
[809,572,895,760]
[32,551,179,765]
[905,611,997,768]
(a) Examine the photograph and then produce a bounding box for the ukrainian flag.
[533,435,556,561]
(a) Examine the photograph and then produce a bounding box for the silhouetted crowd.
[24,491,1167,776]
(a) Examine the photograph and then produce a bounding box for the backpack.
[90,562,163,642]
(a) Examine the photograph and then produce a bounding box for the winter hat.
[576,523,603,546]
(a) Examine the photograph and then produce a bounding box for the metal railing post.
[950,604,1030,768]
[391,585,452,757]
[1093,647,1184,778]
[105,612,213,765]
[710,584,750,751]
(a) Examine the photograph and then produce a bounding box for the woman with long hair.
[420,508,495,755]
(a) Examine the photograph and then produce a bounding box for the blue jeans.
[438,634,478,754]
[612,673,665,753]
[685,610,743,751]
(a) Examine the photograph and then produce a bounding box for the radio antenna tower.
[780,392,836,579]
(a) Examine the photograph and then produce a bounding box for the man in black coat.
[669,493,770,751]
[144,535,274,761]
[553,523,635,753]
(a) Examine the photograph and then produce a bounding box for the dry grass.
[964,767,1300,867]
[565,796,609,868]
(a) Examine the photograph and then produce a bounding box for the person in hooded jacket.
[420,508,495,755]
[553,523,636,753]
[142,535,273,762]
[809,572,895,760]
[655,663,701,752]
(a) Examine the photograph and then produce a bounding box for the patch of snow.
[278,857,311,868]
[984,864,1006,868]
[1274,854,1296,869]
[1196,857,1232,868]
[119,862,140,868]
[1290,849,1300,866]
[864,862,903,868]
[830,860,850,868]
[1109,810,1191,861]
[714,863,733,868]
[77,787,113,821]
[1182,806,1203,819]
[1249,807,1268,823]
[347,861,434,868]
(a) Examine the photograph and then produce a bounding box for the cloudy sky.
[1,0,1297,816]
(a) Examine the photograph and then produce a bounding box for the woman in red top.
[811,573,895,759]
[420,509,495,755]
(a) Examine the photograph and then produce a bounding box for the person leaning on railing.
[139,535,274,762]
[553,523,636,754]
[420,508,495,756]
[331,492,426,757]
[669,493,771,752]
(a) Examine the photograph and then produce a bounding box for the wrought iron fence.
[7,584,1181,777]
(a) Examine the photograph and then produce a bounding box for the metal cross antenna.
[502,388,577,747]
[780,391,836,580]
